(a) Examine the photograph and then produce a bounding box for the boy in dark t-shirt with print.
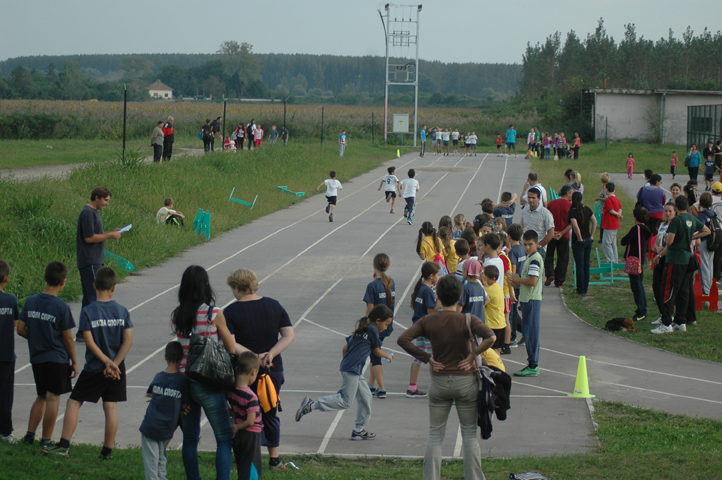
[45,267,133,459]
[140,342,189,480]
[228,352,263,480]
[17,262,77,448]
[457,259,488,322]
[0,259,20,444]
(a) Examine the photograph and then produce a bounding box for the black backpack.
[701,210,722,251]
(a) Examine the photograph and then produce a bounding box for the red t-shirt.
[496,136,503,146]
[602,196,622,230]
[546,199,572,238]
[671,156,678,167]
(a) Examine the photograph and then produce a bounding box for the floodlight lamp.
[418,4,422,11]
[385,3,389,10]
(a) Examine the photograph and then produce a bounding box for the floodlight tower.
[378,3,421,146]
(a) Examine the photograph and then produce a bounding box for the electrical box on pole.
[378,3,421,146]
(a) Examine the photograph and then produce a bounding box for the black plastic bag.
[186,334,235,391]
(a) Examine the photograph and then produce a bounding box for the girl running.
[295,305,393,440]
[364,254,395,399]
[406,262,441,397]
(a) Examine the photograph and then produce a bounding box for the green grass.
[531,141,722,363]
[2,402,720,479]
[0,140,396,305]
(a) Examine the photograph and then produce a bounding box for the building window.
[164,93,168,98]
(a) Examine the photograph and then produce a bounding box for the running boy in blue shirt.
[296,305,393,441]
[17,261,77,448]
[140,342,189,480]
[0,259,20,444]
[45,267,133,458]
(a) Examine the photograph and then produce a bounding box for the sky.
[1,0,719,65]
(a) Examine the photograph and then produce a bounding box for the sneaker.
[651,317,663,325]
[329,213,333,222]
[374,389,387,399]
[351,429,376,441]
[99,453,113,460]
[406,389,427,398]
[390,209,395,214]
[369,386,377,394]
[633,314,646,322]
[0,434,18,444]
[39,439,53,449]
[407,219,413,226]
[688,320,697,325]
[651,324,673,334]
[544,276,555,287]
[514,365,540,377]
[295,396,313,422]
[269,461,287,471]
[22,434,35,445]
[403,207,408,218]
[500,346,512,355]
[672,323,687,332]
[515,336,526,346]
[43,444,69,456]
[75,336,85,344]
[325,203,330,214]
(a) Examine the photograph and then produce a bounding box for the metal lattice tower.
[378,3,421,145]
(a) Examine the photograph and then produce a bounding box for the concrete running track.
[10,152,722,460]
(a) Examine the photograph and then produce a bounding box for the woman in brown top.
[397,275,495,480]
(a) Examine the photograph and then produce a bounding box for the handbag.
[185,306,236,391]
[684,156,690,167]
[624,225,643,275]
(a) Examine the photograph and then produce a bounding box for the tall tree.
[217,41,261,81]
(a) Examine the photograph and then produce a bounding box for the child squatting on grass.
[295,305,393,440]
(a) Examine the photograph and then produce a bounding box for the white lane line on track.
[300,317,412,358]
[126,344,167,375]
[317,410,344,454]
[540,347,722,386]
[14,363,32,374]
[292,279,344,328]
[496,155,509,203]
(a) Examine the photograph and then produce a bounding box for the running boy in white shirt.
[317,171,343,222]
[378,166,401,214]
[400,169,419,226]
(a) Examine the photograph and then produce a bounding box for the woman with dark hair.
[223,268,295,471]
[651,202,677,323]
[683,184,699,216]
[171,265,236,480]
[398,275,495,480]
[621,207,652,321]
[568,192,597,294]
[696,192,717,295]
[687,143,701,181]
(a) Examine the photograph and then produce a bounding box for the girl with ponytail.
[363,253,396,399]
[406,261,441,397]
[416,221,445,261]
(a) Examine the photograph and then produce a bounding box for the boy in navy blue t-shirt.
[17,261,77,447]
[140,342,189,480]
[45,267,133,458]
[457,259,488,322]
[506,224,526,345]
[704,155,718,191]
[0,259,20,444]
[295,305,393,441]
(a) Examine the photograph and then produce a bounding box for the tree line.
[0,44,521,103]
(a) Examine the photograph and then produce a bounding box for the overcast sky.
[2,0,719,65]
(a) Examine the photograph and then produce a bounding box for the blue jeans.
[521,300,541,367]
[182,379,233,480]
[629,271,647,318]
[572,238,593,294]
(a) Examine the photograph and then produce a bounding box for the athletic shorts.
[705,173,714,181]
[412,336,432,365]
[436,140,442,146]
[453,140,459,146]
[504,296,511,314]
[443,141,449,146]
[370,337,385,366]
[492,328,506,350]
[470,144,476,150]
[255,139,262,147]
[326,195,337,205]
[32,362,72,396]
[497,144,503,149]
[465,142,470,147]
[506,142,516,149]
[70,361,127,403]
[385,190,397,199]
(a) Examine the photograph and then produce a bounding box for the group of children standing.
[420,126,478,157]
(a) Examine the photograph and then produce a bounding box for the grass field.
[0,140,396,305]
[1,401,720,480]
[530,141,722,364]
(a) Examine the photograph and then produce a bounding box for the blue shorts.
[443,141,449,146]
[507,142,516,149]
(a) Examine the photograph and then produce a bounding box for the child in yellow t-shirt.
[482,265,505,355]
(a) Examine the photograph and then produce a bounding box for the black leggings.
[688,166,699,181]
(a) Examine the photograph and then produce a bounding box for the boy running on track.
[378,167,401,214]
[401,169,419,226]
[317,171,343,223]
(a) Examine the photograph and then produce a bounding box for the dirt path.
[0,148,206,181]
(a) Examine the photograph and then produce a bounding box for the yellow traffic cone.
[568,356,595,398]
[397,149,401,158]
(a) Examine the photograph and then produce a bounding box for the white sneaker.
[651,324,673,334]
[672,323,687,332]
[0,434,18,444]
[651,317,663,325]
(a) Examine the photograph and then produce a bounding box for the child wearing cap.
[457,259,489,322]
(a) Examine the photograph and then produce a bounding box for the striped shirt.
[227,386,263,433]
[174,303,220,373]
